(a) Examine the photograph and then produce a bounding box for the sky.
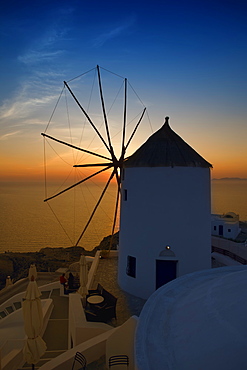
[0,0,247,183]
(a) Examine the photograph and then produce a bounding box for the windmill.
[41,65,147,250]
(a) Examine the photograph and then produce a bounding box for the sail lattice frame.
[42,65,146,248]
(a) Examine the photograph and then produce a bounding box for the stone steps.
[18,289,69,369]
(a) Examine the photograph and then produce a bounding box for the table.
[87,295,104,304]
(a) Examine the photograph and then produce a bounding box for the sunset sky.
[1,0,247,183]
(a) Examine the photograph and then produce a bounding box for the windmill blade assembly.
[41,65,147,250]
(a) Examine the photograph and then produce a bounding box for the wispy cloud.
[18,50,64,65]
[0,90,57,121]
[0,74,63,145]
[0,131,21,141]
[17,12,72,66]
[93,15,136,47]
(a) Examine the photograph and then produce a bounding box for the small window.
[126,256,136,278]
[228,228,231,232]
[124,189,127,201]
[214,226,216,231]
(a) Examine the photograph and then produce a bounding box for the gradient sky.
[1,0,247,183]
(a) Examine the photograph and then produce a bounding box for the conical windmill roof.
[124,117,212,168]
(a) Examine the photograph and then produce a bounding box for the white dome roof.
[136,266,247,370]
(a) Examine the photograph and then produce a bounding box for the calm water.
[0,179,246,253]
[211,179,247,221]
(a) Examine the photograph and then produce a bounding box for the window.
[124,189,127,201]
[228,228,231,232]
[126,256,136,278]
[214,226,216,231]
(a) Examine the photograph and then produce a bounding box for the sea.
[0,179,246,254]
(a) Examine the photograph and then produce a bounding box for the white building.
[135,265,247,370]
[118,117,212,300]
[211,212,241,240]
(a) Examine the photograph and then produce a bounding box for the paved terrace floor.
[92,256,146,327]
[86,256,146,369]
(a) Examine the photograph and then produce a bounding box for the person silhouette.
[60,273,67,294]
[68,272,74,291]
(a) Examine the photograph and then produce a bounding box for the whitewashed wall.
[118,166,211,299]
[211,217,240,240]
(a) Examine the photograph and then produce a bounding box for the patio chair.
[88,283,103,296]
[71,351,87,369]
[109,354,129,368]
[84,309,98,322]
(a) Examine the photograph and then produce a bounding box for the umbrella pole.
[32,364,35,370]
[82,296,86,307]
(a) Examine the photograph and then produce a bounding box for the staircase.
[19,289,69,369]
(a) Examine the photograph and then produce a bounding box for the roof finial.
[165,116,169,125]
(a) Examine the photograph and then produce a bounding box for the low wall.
[86,250,117,289]
[69,293,112,349]
[39,329,116,370]
[0,281,60,314]
[212,236,247,264]
[1,298,53,370]
[211,252,242,266]
[0,250,115,308]
[0,273,60,306]
[87,250,101,289]
[0,250,118,370]
[39,315,138,370]
[68,250,117,348]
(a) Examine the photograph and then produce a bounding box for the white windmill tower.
[118,117,212,300]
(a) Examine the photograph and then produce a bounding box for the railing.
[0,250,117,370]
[0,280,60,315]
[0,271,60,305]
[212,246,247,264]
[0,298,53,370]
[212,236,247,265]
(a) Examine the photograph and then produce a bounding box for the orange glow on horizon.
[1,161,247,183]
[1,143,247,183]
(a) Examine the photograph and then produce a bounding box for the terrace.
[0,251,146,369]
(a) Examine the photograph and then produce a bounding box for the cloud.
[17,27,68,66]
[0,75,63,148]
[18,50,64,65]
[0,91,57,121]
[17,17,72,66]
[93,15,136,47]
[0,131,21,141]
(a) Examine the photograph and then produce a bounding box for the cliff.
[0,232,119,289]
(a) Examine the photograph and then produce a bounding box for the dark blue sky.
[0,0,247,179]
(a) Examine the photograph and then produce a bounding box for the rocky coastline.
[0,232,119,290]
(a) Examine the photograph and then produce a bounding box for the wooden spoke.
[75,169,115,246]
[44,165,112,202]
[125,107,146,150]
[121,78,127,159]
[43,66,146,248]
[64,80,111,154]
[74,162,113,168]
[97,65,115,159]
[41,133,111,161]
[109,178,121,251]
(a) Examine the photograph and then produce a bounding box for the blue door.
[156,260,177,290]
[219,225,223,236]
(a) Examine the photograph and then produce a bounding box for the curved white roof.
[136,265,247,370]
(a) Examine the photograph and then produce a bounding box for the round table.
[87,295,104,304]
